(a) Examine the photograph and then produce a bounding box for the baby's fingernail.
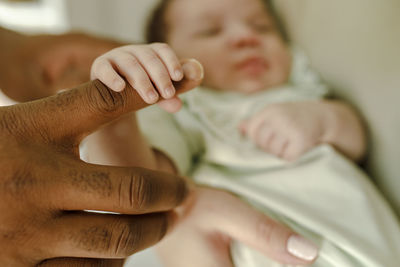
[147,91,159,103]
[164,86,176,99]
[175,69,183,80]
[287,235,318,261]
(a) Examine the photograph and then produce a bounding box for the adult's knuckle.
[123,173,154,211]
[109,220,141,257]
[87,79,126,115]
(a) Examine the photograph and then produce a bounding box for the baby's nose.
[228,25,261,48]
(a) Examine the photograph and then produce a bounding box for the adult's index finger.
[13,59,203,144]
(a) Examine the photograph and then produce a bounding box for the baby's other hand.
[91,43,187,112]
[239,102,327,161]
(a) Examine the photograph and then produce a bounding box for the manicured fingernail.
[175,69,183,80]
[147,90,159,103]
[287,235,318,261]
[164,86,176,98]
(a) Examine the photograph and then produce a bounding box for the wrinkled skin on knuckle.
[127,173,155,211]
[118,168,187,212]
[109,221,143,257]
[86,80,126,116]
[114,215,168,257]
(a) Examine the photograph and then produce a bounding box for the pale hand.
[157,187,318,267]
[240,101,330,161]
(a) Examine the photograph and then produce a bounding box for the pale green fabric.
[273,0,400,215]
[137,51,400,266]
[138,90,400,267]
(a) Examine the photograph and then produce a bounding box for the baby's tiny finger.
[112,54,159,104]
[134,48,176,100]
[257,127,274,151]
[281,141,300,162]
[246,119,265,142]
[269,135,289,158]
[151,43,184,82]
[91,58,126,92]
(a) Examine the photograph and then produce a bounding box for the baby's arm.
[240,100,367,162]
[316,100,367,161]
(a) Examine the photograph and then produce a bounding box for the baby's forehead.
[167,0,272,24]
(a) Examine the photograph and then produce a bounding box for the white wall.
[65,0,159,42]
[0,0,68,34]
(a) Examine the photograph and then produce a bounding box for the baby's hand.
[91,43,188,112]
[240,102,328,161]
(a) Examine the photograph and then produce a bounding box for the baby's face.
[166,0,291,93]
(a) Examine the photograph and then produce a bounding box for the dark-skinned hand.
[0,60,203,267]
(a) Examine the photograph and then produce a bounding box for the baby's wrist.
[318,101,339,145]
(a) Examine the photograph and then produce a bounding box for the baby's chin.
[229,80,275,94]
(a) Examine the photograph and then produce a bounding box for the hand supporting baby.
[157,186,318,267]
[240,101,367,162]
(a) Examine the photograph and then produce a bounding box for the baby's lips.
[181,58,204,81]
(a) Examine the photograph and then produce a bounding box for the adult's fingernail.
[182,59,204,81]
[113,79,125,92]
[287,235,318,261]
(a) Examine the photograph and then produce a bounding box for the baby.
[85,0,400,266]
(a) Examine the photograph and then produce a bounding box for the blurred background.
[0,0,157,41]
